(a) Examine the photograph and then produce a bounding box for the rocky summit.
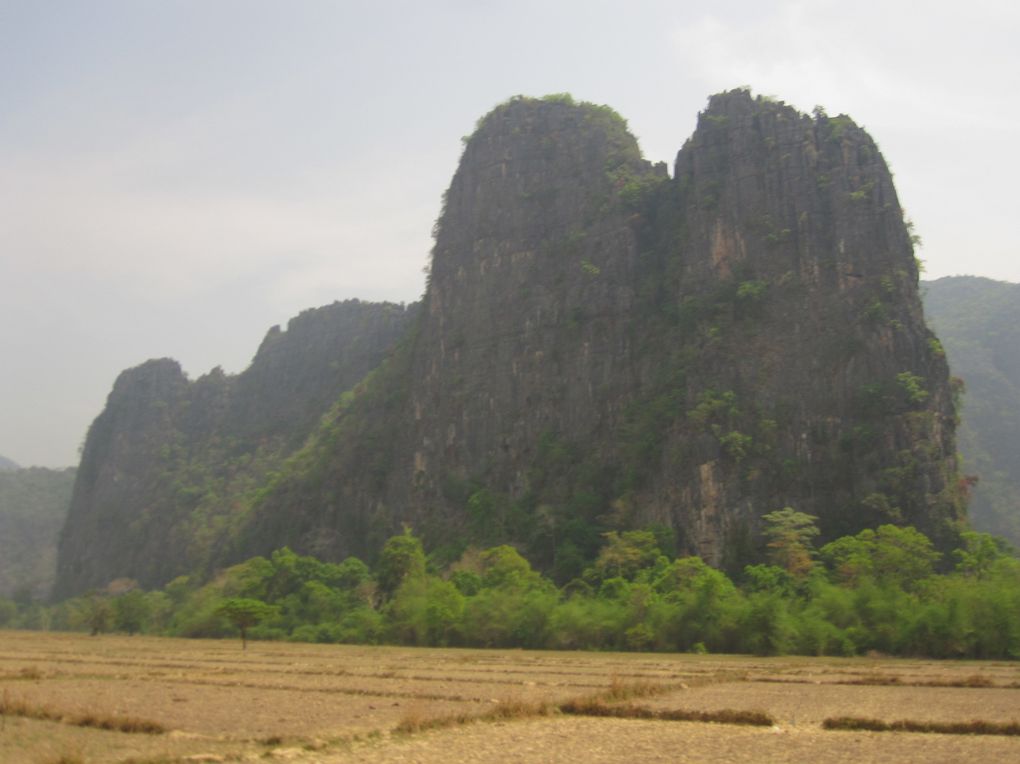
[55,91,965,597]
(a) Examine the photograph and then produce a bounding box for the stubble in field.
[2,631,1019,763]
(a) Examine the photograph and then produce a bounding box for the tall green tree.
[821,525,940,589]
[761,508,819,576]
[216,598,277,649]
[376,528,427,598]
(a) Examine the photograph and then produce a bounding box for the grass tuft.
[587,675,685,704]
[0,693,164,734]
[559,699,774,727]
[958,674,995,688]
[395,698,553,734]
[600,676,666,702]
[823,716,1020,736]
[756,674,1008,689]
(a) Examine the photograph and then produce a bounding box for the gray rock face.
[243,92,962,576]
[56,91,964,595]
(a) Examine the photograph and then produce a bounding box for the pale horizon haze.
[2,0,1018,467]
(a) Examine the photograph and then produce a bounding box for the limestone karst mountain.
[55,91,965,597]
[55,300,418,597]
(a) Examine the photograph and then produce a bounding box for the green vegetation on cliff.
[923,276,1020,545]
[55,301,419,597]
[0,467,75,599]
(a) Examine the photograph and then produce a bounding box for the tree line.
[3,511,1019,659]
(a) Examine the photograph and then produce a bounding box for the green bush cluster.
[7,526,1020,659]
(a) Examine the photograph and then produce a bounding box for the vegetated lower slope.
[922,276,1020,545]
[57,90,964,598]
[54,300,418,598]
[0,467,76,599]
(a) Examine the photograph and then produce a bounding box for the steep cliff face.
[634,93,961,562]
[54,300,417,598]
[57,91,965,596]
[239,91,962,579]
[398,97,664,532]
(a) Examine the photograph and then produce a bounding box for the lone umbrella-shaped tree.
[216,598,277,649]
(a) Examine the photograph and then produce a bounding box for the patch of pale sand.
[304,716,1020,764]
[637,681,1020,726]
[1,678,488,738]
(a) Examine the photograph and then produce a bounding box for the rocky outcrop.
[54,300,417,597]
[57,91,965,595]
[239,91,963,579]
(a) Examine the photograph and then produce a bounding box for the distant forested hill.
[0,467,76,599]
[0,455,19,471]
[923,276,1020,545]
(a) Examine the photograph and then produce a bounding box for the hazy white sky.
[2,0,1018,467]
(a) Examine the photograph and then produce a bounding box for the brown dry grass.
[635,679,1020,727]
[559,698,775,726]
[3,630,1020,763]
[823,716,1020,735]
[0,691,164,734]
[395,697,555,734]
[314,716,1020,764]
[755,672,1008,688]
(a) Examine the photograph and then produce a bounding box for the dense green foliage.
[0,467,75,598]
[8,523,1020,660]
[922,277,1020,545]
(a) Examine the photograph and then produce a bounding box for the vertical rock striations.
[240,91,962,578]
[638,92,962,564]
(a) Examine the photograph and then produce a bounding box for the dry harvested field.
[2,631,1020,763]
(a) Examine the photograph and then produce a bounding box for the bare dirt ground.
[2,630,1019,763]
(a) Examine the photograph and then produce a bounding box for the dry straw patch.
[5,633,1020,762]
[559,698,774,727]
[632,679,1020,727]
[0,691,164,734]
[395,697,554,734]
[823,716,1020,736]
[754,672,1011,689]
